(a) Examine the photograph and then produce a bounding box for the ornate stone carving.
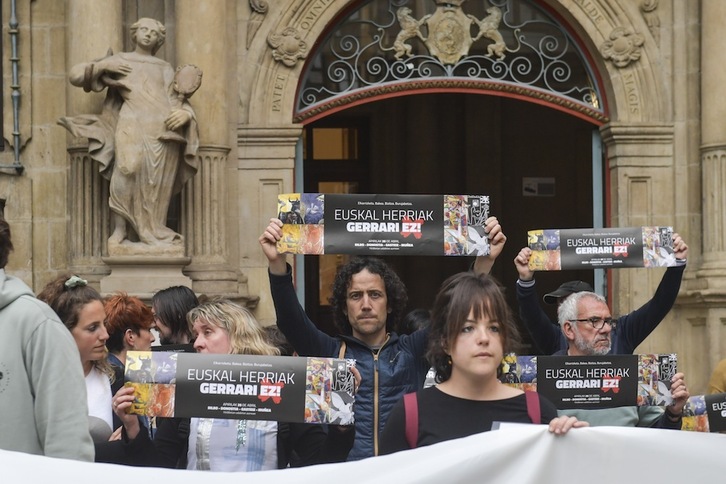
[247,0,269,48]
[392,3,511,65]
[249,0,268,13]
[600,27,644,68]
[58,18,201,256]
[393,8,430,60]
[268,27,308,67]
[640,0,660,44]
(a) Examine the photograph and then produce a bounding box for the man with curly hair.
[260,216,505,460]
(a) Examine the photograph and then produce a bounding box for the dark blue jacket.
[516,264,686,355]
[269,266,429,460]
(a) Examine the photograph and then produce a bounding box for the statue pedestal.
[101,256,192,299]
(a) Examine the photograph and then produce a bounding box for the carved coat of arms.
[391,1,509,66]
[425,6,473,65]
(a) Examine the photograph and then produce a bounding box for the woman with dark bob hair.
[380,272,587,453]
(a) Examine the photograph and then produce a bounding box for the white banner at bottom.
[4,424,724,483]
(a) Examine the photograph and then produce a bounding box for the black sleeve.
[379,399,410,455]
[285,422,354,467]
[538,394,559,423]
[123,417,187,468]
[655,410,683,430]
[94,440,129,465]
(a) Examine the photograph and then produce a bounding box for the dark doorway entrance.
[302,93,598,352]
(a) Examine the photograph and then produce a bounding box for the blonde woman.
[114,299,354,470]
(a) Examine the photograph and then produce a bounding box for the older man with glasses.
[513,232,689,355]
[553,291,689,428]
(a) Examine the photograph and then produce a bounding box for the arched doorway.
[293,0,608,348]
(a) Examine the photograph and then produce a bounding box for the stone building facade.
[1,0,724,393]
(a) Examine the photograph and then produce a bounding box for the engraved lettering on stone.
[573,0,606,25]
[300,0,334,31]
[271,75,286,112]
[622,72,640,114]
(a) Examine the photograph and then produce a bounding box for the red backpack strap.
[525,390,541,424]
[403,392,418,449]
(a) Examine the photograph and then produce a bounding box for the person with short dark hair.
[379,272,585,454]
[151,285,199,347]
[263,324,296,357]
[513,232,688,355]
[395,308,431,335]
[0,216,95,460]
[260,216,506,460]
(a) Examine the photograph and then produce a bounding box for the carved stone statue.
[59,18,201,253]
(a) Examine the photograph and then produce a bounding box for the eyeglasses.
[568,316,618,330]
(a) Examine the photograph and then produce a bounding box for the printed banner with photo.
[124,351,356,425]
[681,392,726,432]
[276,193,491,256]
[500,353,677,409]
[527,226,676,270]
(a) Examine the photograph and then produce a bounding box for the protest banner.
[500,353,726,432]
[682,392,726,432]
[276,193,490,256]
[124,351,355,425]
[6,426,724,483]
[527,226,676,270]
[500,353,677,409]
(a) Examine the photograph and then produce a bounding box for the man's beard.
[572,325,611,356]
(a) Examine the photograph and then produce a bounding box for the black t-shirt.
[379,387,558,454]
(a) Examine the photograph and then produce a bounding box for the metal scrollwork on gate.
[296,0,604,123]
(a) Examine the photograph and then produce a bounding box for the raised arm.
[259,218,288,275]
[260,218,338,356]
[473,216,507,275]
[615,233,688,353]
[514,247,564,354]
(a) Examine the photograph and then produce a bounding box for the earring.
[447,356,452,366]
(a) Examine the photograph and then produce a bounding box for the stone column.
[601,123,676,313]
[65,0,122,283]
[174,1,240,298]
[698,0,726,373]
[700,0,726,276]
[237,126,301,323]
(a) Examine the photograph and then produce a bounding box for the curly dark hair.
[329,257,408,336]
[426,271,521,384]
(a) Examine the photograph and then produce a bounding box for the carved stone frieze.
[600,27,644,68]
[267,27,308,67]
